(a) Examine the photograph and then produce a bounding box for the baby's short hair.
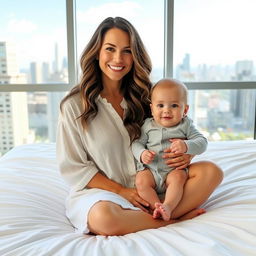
[151,78,188,104]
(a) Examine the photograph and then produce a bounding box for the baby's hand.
[170,139,187,154]
[141,150,156,164]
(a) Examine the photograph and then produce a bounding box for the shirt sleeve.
[131,122,149,163]
[184,117,208,155]
[56,98,99,192]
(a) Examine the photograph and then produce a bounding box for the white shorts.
[65,188,141,234]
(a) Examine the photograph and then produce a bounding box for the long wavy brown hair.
[60,17,152,142]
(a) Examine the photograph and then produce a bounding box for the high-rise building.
[53,42,60,73]
[0,41,29,155]
[30,62,42,83]
[235,60,253,81]
[42,62,50,82]
[230,60,255,131]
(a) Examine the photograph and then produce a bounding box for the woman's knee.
[204,161,223,184]
[190,161,223,185]
[87,201,122,236]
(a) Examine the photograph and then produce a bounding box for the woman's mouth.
[108,65,124,71]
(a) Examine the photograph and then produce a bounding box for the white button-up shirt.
[57,93,136,192]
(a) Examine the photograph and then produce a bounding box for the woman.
[57,17,223,236]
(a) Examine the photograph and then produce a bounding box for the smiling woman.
[76,0,165,81]
[99,28,133,85]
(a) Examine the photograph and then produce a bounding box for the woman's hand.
[118,187,150,212]
[162,148,193,170]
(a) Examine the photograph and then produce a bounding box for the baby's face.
[150,83,188,128]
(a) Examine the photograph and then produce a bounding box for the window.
[171,0,256,140]
[76,0,165,81]
[173,0,256,82]
[0,0,68,85]
[0,0,255,156]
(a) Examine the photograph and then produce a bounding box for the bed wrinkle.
[0,141,256,256]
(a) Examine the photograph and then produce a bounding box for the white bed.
[0,140,256,256]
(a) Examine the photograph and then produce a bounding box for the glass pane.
[0,91,66,156]
[174,0,256,82]
[188,89,256,140]
[76,0,165,81]
[0,0,68,84]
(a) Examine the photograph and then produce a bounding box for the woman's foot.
[178,208,206,220]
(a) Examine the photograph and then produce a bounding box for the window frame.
[165,0,256,138]
[0,0,78,92]
[1,0,255,139]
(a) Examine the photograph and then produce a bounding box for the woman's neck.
[101,79,122,98]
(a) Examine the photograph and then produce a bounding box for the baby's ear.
[183,105,189,117]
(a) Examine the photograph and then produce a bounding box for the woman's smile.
[108,65,125,71]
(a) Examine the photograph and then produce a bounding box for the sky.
[1,0,256,71]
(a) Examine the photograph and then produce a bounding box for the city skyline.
[1,1,256,155]
[1,0,256,72]
[1,39,255,156]
[1,39,255,84]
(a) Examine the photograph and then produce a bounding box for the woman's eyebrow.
[104,43,116,47]
[103,43,131,49]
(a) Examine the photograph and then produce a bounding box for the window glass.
[0,0,68,84]
[0,91,66,156]
[174,0,256,82]
[76,0,165,81]
[188,89,255,140]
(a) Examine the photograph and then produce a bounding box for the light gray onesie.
[132,116,208,193]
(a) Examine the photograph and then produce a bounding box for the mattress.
[0,141,255,256]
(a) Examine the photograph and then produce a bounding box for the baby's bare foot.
[153,202,172,221]
[152,202,161,219]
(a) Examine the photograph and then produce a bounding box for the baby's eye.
[156,104,164,108]
[171,104,179,108]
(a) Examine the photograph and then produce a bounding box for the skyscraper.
[0,41,29,155]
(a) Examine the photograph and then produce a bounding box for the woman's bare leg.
[88,161,223,235]
[88,201,204,236]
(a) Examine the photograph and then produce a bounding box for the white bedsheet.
[0,141,255,256]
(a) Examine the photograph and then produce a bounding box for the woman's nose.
[113,51,122,62]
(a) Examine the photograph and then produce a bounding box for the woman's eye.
[106,47,114,52]
[123,49,132,54]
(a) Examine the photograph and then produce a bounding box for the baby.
[132,78,208,221]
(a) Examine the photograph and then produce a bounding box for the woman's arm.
[87,172,149,211]
[57,98,99,191]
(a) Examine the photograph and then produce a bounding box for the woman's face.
[98,28,133,84]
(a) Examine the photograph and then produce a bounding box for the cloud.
[7,19,37,34]
[77,1,141,25]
